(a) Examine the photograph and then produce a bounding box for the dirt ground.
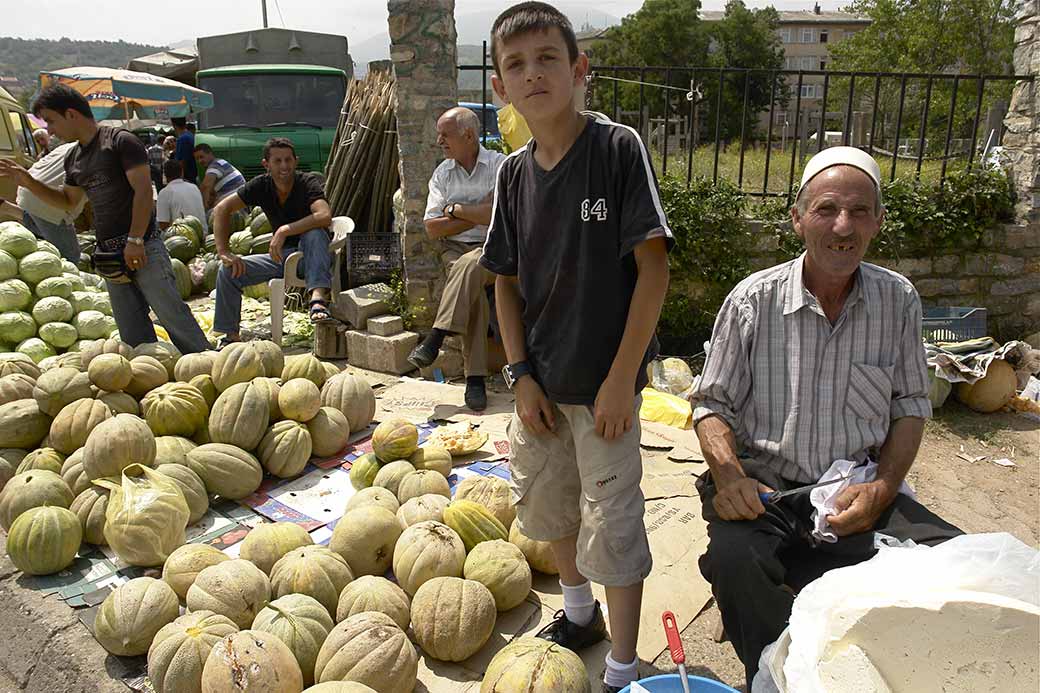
[655,401,1040,691]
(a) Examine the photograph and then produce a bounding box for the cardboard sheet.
[376,378,515,424]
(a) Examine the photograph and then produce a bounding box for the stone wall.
[746,221,1040,341]
[1004,1,1040,216]
[388,0,458,329]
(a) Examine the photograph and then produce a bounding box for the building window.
[800,84,818,99]
[801,28,816,43]
[779,27,793,43]
[802,56,816,70]
[820,29,829,43]
[774,110,788,126]
[820,59,827,70]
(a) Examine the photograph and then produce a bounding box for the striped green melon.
[172,350,217,382]
[396,470,450,504]
[70,485,109,545]
[186,559,271,629]
[49,396,112,454]
[210,342,263,392]
[257,420,313,479]
[371,418,418,462]
[371,460,415,497]
[0,372,36,406]
[79,337,133,367]
[463,539,532,611]
[147,610,239,693]
[201,629,303,693]
[281,353,327,388]
[443,499,508,553]
[94,577,180,656]
[239,522,314,575]
[408,446,452,477]
[132,341,180,380]
[154,435,198,466]
[59,449,91,495]
[161,543,230,602]
[156,463,209,524]
[188,373,218,409]
[509,518,558,575]
[270,545,354,619]
[328,506,401,577]
[344,486,399,515]
[0,469,74,530]
[392,520,466,596]
[320,372,376,433]
[82,413,156,480]
[32,367,92,416]
[209,382,269,450]
[16,447,65,476]
[0,398,51,449]
[334,575,411,629]
[6,505,82,575]
[125,355,169,398]
[306,407,350,457]
[141,382,209,437]
[410,576,496,662]
[87,352,133,391]
[480,638,591,693]
[98,390,139,415]
[278,378,321,422]
[252,593,334,686]
[313,611,417,689]
[453,475,515,529]
[186,444,263,500]
[348,453,382,490]
[251,376,282,422]
[396,494,449,530]
[251,339,284,378]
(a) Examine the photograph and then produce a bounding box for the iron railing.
[457,56,1034,204]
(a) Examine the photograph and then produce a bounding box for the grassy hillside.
[0,37,164,95]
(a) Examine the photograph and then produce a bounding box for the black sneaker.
[407,339,439,370]
[465,377,487,411]
[535,602,608,651]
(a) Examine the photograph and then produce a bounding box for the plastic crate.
[345,232,402,288]
[922,306,987,343]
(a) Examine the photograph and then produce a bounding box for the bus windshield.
[198,73,345,130]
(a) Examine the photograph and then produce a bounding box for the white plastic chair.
[269,215,354,345]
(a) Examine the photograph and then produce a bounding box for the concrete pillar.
[1003,0,1040,217]
[388,0,458,328]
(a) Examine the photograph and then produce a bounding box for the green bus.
[194,63,347,180]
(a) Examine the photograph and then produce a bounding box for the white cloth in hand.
[810,458,915,543]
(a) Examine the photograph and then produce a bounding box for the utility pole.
[261,0,269,28]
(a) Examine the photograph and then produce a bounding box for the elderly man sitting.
[407,106,506,410]
[689,147,962,690]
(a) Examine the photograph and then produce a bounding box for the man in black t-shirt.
[0,85,209,354]
[210,137,333,346]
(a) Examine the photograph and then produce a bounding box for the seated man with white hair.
[689,147,963,690]
[408,106,506,411]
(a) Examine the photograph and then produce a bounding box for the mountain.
[0,37,165,94]
[350,4,620,68]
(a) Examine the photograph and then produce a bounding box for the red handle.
[662,611,685,665]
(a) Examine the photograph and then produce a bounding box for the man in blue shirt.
[171,117,197,184]
[194,144,246,209]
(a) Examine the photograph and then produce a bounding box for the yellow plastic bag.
[94,463,190,567]
[497,103,532,152]
[639,387,693,429]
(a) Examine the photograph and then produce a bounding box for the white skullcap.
[797,146,882,206]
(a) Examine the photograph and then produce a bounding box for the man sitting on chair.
[211,137,333,347]
[407,107,506,411]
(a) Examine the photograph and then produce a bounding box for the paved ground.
[0,394,1035,692]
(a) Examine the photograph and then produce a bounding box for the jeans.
[23,211,80,263]
[105,237,210,354]
[213,227,332,334]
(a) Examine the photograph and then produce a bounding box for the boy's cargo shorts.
[507,396,652,587]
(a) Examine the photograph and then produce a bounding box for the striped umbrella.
[38,66,214,120]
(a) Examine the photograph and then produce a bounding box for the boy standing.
[480,4,672,691]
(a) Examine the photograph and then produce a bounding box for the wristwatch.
[126,236,145,246]
[502,361,532,389]
[444,203,458,219]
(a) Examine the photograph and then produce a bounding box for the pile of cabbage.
[0,221,113,363]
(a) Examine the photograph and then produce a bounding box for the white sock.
[603,653,639,688]
[561,580,596,626]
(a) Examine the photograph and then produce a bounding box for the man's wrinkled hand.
[0,159,34,187]
[219,251,245,279]
[713,476,772,521]
[826,481,894,536]
[593,375,634,440]
[515,376,555,436]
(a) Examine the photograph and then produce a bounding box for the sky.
[8,0,853,48]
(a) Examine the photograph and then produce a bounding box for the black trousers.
[696,459,963,691]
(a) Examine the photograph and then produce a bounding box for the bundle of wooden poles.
[323,70,399,234]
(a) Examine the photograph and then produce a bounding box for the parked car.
[460,102,501,144]
[0,86,40,208]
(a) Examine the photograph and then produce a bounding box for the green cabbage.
[68,339,92,352]
[38,322,78,349]
[61,260,79,275]
[0,250,16,281]
[61,272,85,292]
[35,275,76,299]
[0,311,36,343]
[73,310,116,339]
[32,296,75,325]
[16,337,56,363]
[18,251,63,284]
[35,240,60,258]
[79,272,105,291]
[0,223,39,259]
[0,279,31,311]
[70,291,112,316]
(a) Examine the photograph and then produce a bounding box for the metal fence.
[457,53,1034,204]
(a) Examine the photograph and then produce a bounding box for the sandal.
[309,299,334,323]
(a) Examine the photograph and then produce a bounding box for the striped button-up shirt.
[425,145,506,245]
[690,254,932,482]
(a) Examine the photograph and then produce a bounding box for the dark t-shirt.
[64,126,156,244]
[238,172,327,248]
[480,113,674,405]
[175,131,197,182]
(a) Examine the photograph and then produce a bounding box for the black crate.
[345,232,402,288]
[922,307,988,343]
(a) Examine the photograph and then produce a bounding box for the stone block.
[367,314,404,337]
[1004,224,1040,249]
[891,257,932,277]
[331,283,392,329]
[964,253,1025,276]
[915,278,978,297]
[933,255,961,274]
[990,275,1040,296]
[346,330,419,375]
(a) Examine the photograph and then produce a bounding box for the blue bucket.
[619,674,739,693]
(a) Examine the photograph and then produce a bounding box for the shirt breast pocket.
[845,362,894,421]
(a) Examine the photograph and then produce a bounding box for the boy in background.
[480,3,672,691]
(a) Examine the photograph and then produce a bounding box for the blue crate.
[922,306,987,343]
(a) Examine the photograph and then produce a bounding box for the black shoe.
[602,685,624,693]
[407,339,440,370]
[465,377,487,411]
[535,602,607,652]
